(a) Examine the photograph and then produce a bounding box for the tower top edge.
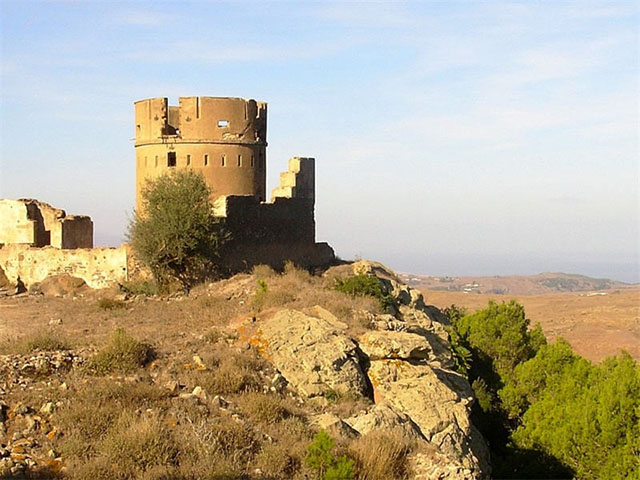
[134,96,266,105]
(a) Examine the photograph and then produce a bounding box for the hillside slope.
[0,261,489,479]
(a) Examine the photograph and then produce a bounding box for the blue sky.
[1,1,638,282]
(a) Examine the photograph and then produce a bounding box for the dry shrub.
[86,328,154,374]
[0,330,72,354]
[349,430,415,480]
[196,345,266,395]
[97,297,127,311]
[255,442,300,478]
[55,380,169,459]
[98,412,179,476]
[253,264,278,279]
[236,391,293,424]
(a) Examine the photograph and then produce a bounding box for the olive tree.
[127,170,228,292]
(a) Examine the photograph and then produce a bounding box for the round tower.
[134,96,267,211]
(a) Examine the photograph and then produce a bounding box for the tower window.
[221,154,226,167]
[186,154,191,166]
[237,155,242,167]
[218,120,229,127]
[204,154,209,166]
[250,155,255,167]
[155,156,158,167]
[144,156,147,167]
[168,152,176,167]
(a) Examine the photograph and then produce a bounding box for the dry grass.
[349,430,415,480]
[86,328,154,374]
[0,330,72,354]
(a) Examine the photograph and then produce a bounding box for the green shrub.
[334,274,394,310]
[306,430,355,480]
[87,328,153,374]
[127,169,229,292]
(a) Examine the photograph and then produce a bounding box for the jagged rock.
[344,402,424,442]
[359,331,432,360]
[367,359,488,475]
[241,308,369,398]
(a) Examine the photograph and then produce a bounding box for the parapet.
[134,96,267,146]
[0,199,93,249]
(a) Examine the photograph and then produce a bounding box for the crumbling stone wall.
[0,199,93,249]
[0,244,127,289]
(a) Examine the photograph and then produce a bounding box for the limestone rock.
[311,413,358,439]
[367,359,488,475]
[344,403,424,442]
[31,274,88,297]
[358,331,431,360]
[245,308,369,398]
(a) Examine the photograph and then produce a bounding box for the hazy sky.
[1,1,638,282]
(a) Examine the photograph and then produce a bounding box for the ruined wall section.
[271,157,315,201]
[0,199,93,249]
[0,244,127,289]
[214,156,333,271]
[0,200,37,245]
[134,97,267,211]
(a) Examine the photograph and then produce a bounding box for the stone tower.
[134,96,267,211]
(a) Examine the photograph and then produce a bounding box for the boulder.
[358,331,431,360]
[344,402,424,442]
[31,274,88,297]
[244,308,369,398]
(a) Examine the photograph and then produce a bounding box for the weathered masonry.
[0,199,128,289]
[135,96,334,271]
[0,199,93,249]
[134,97,267,210]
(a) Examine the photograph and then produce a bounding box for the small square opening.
[218,120,229,127]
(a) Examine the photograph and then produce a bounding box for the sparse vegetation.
[86,328,154,374]
[97,297,126,311]
[120,279,159,296]
[0,330,72,354]
[349,430,414,480]
[334,274,395,310]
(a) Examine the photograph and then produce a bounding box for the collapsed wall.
[0,244,128,290]
[214,157,334,271]
[0,199,93,249]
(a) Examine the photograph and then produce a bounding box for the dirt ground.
[422,288,640,363]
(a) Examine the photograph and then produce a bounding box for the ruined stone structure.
[0,96,333,291]
[135,97,267,210]
[0,199,93,249]
[0,199,128,289]
[136,96,334,271]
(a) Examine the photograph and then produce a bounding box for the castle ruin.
[0,96,334,289]
[134,96,333,272]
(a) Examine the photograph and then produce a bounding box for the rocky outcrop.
[237,261,491,479]
[238,307,369,398]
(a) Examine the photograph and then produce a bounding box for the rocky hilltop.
[0,261,490,479]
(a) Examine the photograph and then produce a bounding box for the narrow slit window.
[144,156,147,167]
[250,155,255,167]
[217,120,229,127]
[186,154,191,166]
[167,152,176,167]
[237,155,242,167]
[221,154,226,167]
[204,154,209,166]
[155,155,158,167]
